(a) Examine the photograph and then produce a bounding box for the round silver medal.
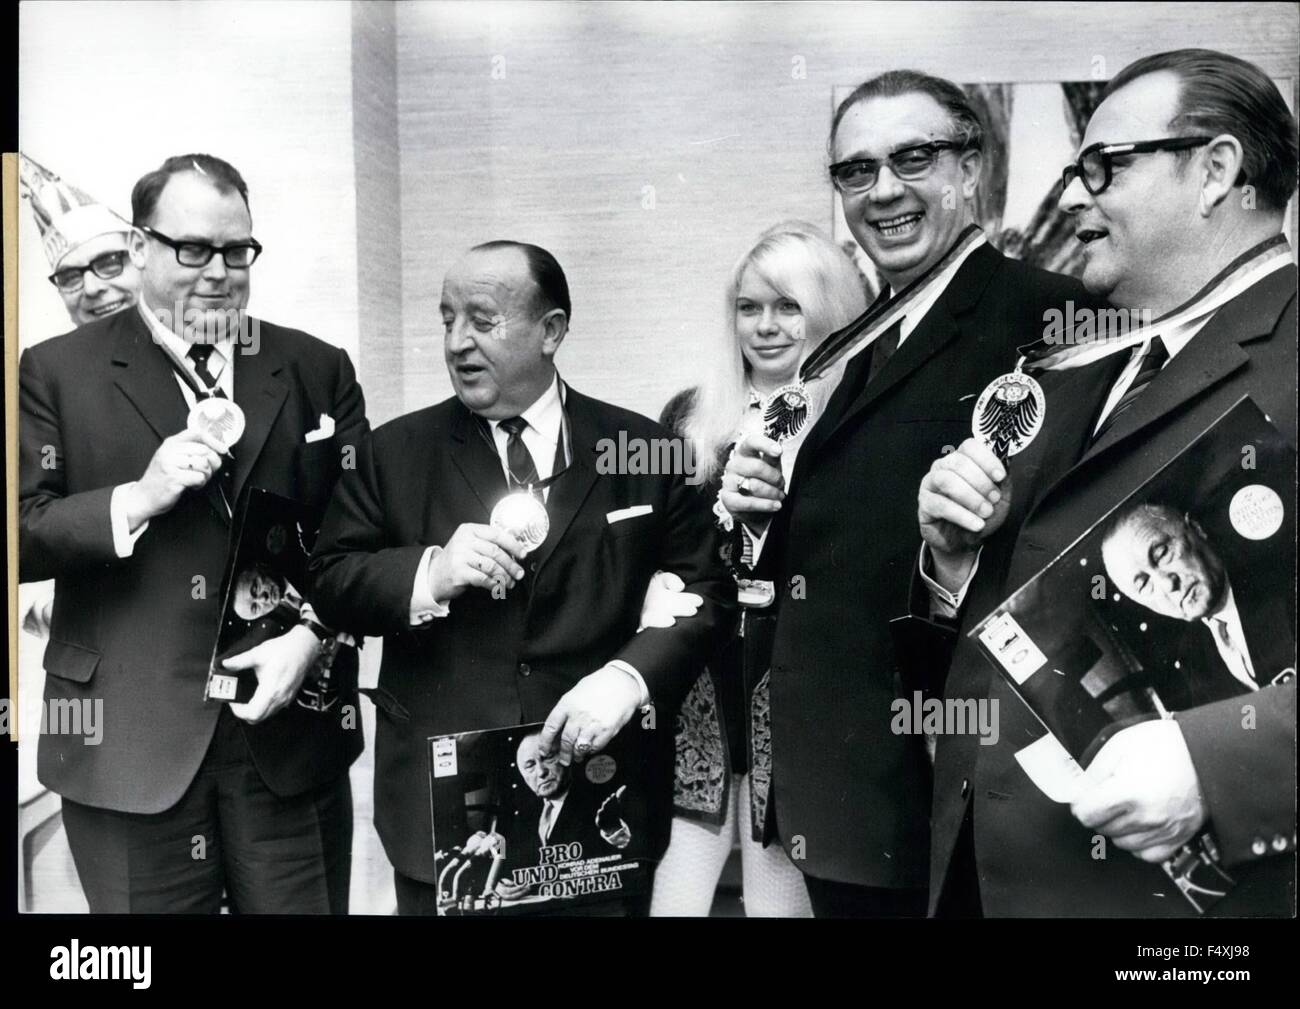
[762,382,810,443]
[490,492,550,553]
[187,397,246,451]
[972,370,1045,459]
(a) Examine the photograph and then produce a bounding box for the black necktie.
[498,416,541,491]
[866,319,902,383]
[1092,336,1169,443]
[186,343,235,510]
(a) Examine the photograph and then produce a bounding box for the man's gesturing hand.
[539,666,642,766]
[123,428,228,529]
[918,437,1011,587]
[429,523,528,600]
[1070,719,1208,863]
[719,433,785,535]
[225,624,321,724]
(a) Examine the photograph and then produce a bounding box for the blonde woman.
[651,222,867,916]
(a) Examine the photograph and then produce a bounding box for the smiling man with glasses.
[20,152,371,914]
[717,69,1097,918]
[918,48,1297,917]
[21,154,142,326]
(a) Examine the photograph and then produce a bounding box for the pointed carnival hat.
[19,153,131,271]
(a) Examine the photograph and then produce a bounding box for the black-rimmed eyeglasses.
[1061,137,1213,196]
[49,250,130,293]
[141,225,263,269]
[829,140,967,194]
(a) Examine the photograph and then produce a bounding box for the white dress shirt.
[538,795,566,844]
[1204,586,1259,693]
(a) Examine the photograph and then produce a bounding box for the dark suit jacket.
[931,264,1298,917]
[502,784,635,881]
[19,307,368,813]
[307,384,736,882]
[756,242,1096,888]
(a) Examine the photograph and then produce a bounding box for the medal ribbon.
[1018,234,1291,373]
[474,377,575,498]
[798,224,986,381]
[153,335,222,400]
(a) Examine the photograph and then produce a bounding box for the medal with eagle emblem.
[972,369,1045,461]
[761,382,810,443]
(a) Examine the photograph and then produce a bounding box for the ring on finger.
[739,477,751,495]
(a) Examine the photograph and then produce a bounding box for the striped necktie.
[498,416,541,491]
[186,343,235,510]
[1093,336,1169,443]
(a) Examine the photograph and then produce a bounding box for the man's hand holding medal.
[427,522,529,598]
[917,436,1012,589]
[719,432,787,535]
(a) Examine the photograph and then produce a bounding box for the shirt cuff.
[110,483,149,558]
[605,660,651,708]
[919,541,982,620]
[410,545,451,625]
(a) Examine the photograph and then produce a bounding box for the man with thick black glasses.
[19,153,369,913]
[717,70,1094,917]
[919,48,1296,916]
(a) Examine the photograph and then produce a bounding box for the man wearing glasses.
[21,154,143,327]
[19,153,369,913]
[918,48,1296,916]
[718,70,1094,917]
[18,157,144,643]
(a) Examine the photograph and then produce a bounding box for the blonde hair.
[682,221,868,483]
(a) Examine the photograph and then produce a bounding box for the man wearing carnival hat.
[20,154,142,326]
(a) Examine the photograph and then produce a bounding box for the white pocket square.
[606,504,653,525]
[305,414,336,443]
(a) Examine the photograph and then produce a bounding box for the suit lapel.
[110,310,229,523]
[110,310,190,444]
[448,400,510,519]
[1067,266,1295,473]
[795,243,1004,480]
[231,331,288,505]
[530,388,600,578]
[1239,591,1296,686]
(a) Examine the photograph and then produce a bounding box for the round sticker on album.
[585,755,616,784]
[1229,484,1283,540]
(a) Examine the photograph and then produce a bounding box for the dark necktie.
[1092,336,1169,443]
[186,343,235,510]
[498,416,541,491]
[866,319,902,383]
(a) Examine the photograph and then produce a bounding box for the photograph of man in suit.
[715,71,1094,917]
[307,240,734,915]
[1102,502,1295,697]
[917,48,1296,916]
[19,153,369,914]
[464,731,634,903]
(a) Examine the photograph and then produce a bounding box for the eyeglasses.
[141,225,263,269]
[829,140,967,194]
[49,250,130,293]
[1061,137,1213,196]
